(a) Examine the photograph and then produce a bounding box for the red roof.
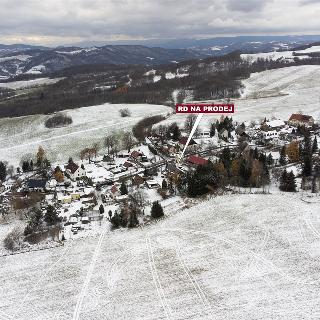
[66,162,79,174]
[179,137,197,146]
[130,151,142,158]
[123,161,134,168]
[289,114,313,123]
[111,185,118,194]
[187,155,208,166]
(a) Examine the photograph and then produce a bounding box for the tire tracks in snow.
[175,246,214,318]
[145,235,173,320]
[147,231,214,319]
[305,219,320,239]
[72,228,106,320]
[9,243,72,320]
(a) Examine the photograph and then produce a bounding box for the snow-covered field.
[1,193,320,319]
[0,103,171,166]
[161,65,320,128]
[241,45,320,62]
[0,77,63,89]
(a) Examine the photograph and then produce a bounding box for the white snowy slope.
[0,77,63,89]
[0,103,171,166]
[1,193,320,319]
[160,65,320,128]
[241,45,320,62]
[0,55,32,63]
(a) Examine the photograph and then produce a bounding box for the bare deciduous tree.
[122,132,135,152]
[104,134,116,155]
[184,114,197,134]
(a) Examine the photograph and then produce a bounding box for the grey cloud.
[226,0,272,12]
[301,0,320,4]
[0,0,318,45]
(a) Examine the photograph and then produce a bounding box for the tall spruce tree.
[169,122,181,141]
[120,182,128,195]
[280,169,296,192]
[312,176,317,193]
[312,137,318,153]
[220,147,232,174]
[187,163,219,197]
[162,179,168,190]
[267,153,274,166]
[302,133,312,177]
[210,123,216,137]
[99,204,105,215]
[0,162,6,182]
[128,212,139,228]
[151,201,164,218]
[239,158,251,187]
[279,146,286,166]
[44,205,61,225]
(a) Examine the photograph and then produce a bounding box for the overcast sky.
[0,0,319,46]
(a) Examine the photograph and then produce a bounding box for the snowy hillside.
[0,103,171,166]
[1,193,320,319]
[241,45,320,62]
[0,77,63,89]
[160,65,320,129]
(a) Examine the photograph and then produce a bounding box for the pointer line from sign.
[180,113,203,160]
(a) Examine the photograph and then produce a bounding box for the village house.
[219,128,229,141]
[197,128,211,138]
[26,179,47,192]
[235,125,246,136]
[161,143,177,157]
[123,161,134,170]
[187,155,209,168]
[115,194,129,203]
[65,161,86,181]
[179,137,197,150]
[132,174,145,187]
[145,180,160,189]
[262,119,286,130]
[71,193,81,201]
[57,193,72,204]
[130,151,142,161]
[262,130,279,142]
[288,114,314,127]
[110,185,120,199]
[117,151,130,158]
[86,210,103,221]
[46,179,57,190]
[238,131,251,142]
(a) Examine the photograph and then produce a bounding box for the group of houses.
[1,110,317,238]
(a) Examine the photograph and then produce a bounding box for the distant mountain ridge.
[1,35,320,80]
[0,45,204,79]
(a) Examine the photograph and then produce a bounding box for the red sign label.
[176,103,234,114]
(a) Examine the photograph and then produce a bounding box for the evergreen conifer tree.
[162,179,168,190]
[267,153,274,166]
[279,146,286,166]
[151,201,164,218]
[99,204,105,215]
[239,158,251,187]
[171,124,181,141]
[120,182,128,195]
[210,123,216,137]
[128,212,139,228]
[312,137,318,153]
[0,162,6,182]
[44,205,61,225]
[280,170,296,192]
